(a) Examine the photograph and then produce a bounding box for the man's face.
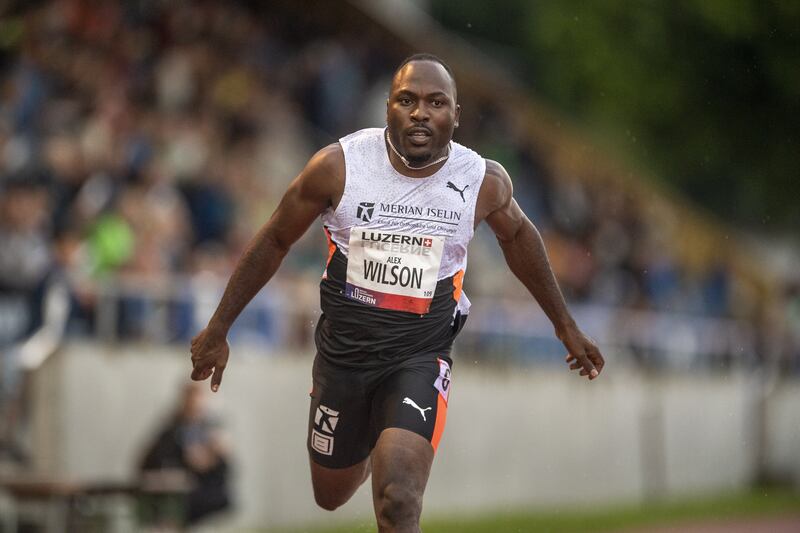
[386,61,460,165]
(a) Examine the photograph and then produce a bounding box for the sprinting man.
[190,53,604,532]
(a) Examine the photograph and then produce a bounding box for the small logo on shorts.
[312,404,340,456]
[402,397,432,422]
[311,429,334,455]
[434,358,451,403]
[357,202,375,222]
[314,405,339,434]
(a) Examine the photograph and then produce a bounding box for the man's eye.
[400,98,412,105]
[432,100,443,107]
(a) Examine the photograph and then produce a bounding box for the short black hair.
[393,53,457,99]
[395,53,454,79]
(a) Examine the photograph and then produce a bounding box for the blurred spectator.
[0,0,793,375]
[784,282,800,373]
[138,382,233,529]
[0,177,69,462]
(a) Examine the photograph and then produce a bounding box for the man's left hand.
[559,326,605,380]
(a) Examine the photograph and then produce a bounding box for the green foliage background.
[430,0,799,233]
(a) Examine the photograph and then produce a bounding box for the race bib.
[345,228,444,314]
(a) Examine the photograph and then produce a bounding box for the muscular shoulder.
[305,143,345,183]
[295,143,345,206]
[475,159,513,224]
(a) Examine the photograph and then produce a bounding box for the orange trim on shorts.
[431,393,447,453]
[452,269,464,302]
[322,227,336,279]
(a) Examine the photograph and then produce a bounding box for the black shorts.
[307,352,453,468]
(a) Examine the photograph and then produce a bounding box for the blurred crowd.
[0,0,798,375]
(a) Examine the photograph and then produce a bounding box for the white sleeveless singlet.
[320,128,485,317]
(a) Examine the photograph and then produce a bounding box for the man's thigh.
[307,354,374,468]
[370,427,434,515]
[371,356,452,453]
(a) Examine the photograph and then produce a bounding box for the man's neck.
[384,139,449,178]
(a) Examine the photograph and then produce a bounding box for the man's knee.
[375,481,422,528]
[309,458,370,511]
[313,488,347,512]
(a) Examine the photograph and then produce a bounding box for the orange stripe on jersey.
[431,393,448,453]
[452,269,464,302]
[322,227,336,279]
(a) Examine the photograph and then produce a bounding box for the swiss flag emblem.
[423,238,433,247]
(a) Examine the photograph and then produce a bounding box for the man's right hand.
[190,327,230,392]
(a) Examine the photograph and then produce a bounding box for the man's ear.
[454,104,461,128]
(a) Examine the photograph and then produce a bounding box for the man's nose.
[410,103,429,121]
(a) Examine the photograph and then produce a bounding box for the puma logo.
[446,181,469,202]
[402,397,432,421]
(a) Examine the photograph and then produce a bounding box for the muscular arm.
[205,144,343,334]
[190,143,345,390]
[476,160,604,379]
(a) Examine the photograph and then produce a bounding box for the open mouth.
[407,128,432,146]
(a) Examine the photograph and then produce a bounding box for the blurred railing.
[460,298,759,372]
[90,273,317,349]
[76,274,768,374]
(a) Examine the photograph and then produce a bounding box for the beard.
[406,151,433,164]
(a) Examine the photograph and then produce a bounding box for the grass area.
[274,488,800,533]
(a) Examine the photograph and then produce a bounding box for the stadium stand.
[0,0,797,373]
